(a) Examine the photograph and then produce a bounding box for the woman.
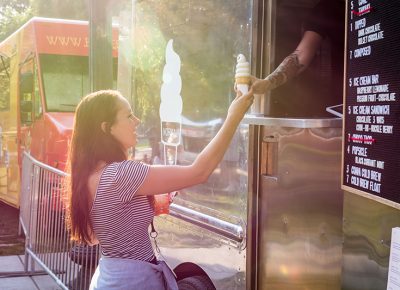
[66,89,253,289]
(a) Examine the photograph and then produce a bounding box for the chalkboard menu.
[342,0,400,207]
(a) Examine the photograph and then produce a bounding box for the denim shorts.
[89,257,178,290]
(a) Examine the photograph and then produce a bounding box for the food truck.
[0,18,117,208]
[113,1,398,289]
[107,1,342,288]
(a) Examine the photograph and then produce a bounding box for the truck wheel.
[177,275,216,290]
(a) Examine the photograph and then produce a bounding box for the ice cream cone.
[235,54,251,92]
[235,76,250,85]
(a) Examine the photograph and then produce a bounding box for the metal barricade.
[20,152,100,290]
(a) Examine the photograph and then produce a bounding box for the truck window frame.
[19,58,35,125]
[0,55,10,112]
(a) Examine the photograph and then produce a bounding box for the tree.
[0,0,32,41]
[133,0,252,121]
[0,0,90,42]
[30,0,88,20]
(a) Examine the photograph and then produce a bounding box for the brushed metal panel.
[258,125,343,289]
[155,215,246,290]
[243,116,342,128]
[342,191,400,290]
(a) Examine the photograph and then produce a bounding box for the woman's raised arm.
[136,90,253,196]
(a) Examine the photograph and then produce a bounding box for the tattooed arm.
[249,31,323,94]
[265,52,304,90]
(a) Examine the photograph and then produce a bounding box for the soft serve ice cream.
[235,54,251,94]
[235,53,263,115]
[159,39,183,147]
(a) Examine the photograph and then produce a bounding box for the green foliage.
[0,0,88,42]
[131,4,166,126]
[30,0,88,20]
[0,0,32,41]
[132,0,252,123]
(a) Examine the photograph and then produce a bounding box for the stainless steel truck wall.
[246,117,343,289]
[342,192,400,290]
[155,117,343,289]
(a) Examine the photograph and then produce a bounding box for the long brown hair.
[65,90,126,243]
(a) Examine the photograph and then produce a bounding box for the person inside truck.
[65,89,253,289]
[248,0,345,110]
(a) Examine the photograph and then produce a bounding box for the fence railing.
[20,152,100,290]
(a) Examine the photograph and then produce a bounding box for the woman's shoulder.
[103,160,150,202]
[105,160,150,187]
[107,160,149,174]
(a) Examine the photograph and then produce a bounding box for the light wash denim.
[89,257,178,290]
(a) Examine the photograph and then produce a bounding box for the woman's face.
[109,96,140,151]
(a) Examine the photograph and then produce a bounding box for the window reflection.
[128,0,251,217]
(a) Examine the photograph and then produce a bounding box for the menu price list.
[343,0,400,204]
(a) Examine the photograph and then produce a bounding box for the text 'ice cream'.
[159,39,183,147]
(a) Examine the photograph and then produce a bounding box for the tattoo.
[265,52,304,90]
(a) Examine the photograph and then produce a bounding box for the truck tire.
[177,275,216,290]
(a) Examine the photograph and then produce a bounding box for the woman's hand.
[234,75,270,95]
[227,90,254,122]
[249,76,271,94]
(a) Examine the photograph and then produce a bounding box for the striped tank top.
[90,160,154,261]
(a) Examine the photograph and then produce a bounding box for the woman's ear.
[101,122,108,133]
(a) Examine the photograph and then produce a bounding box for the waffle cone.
[235,76,250,85]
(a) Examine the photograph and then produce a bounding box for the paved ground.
[0,202,25,256]
[0,255,62,289]
[0,202,61,289]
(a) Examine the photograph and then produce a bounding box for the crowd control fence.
[19,152,100,290]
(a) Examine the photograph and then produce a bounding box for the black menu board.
[342,0,400,208]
